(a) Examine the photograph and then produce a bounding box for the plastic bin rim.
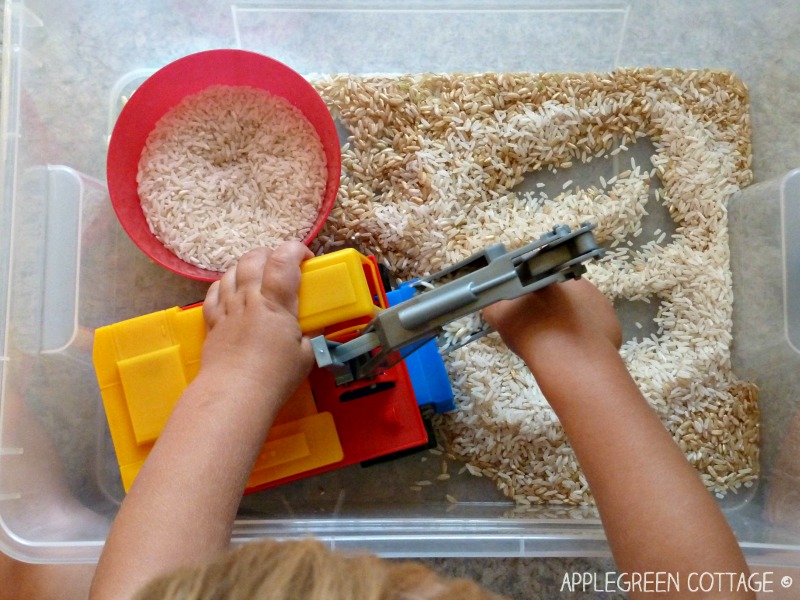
[781,168,800,355]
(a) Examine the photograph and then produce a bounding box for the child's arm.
[90,242,314,600]
[483,278,754,599]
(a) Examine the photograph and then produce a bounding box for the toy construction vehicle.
[93,224,603,494]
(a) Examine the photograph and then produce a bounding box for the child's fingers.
[234,248,270,292]
[205,280,220,305]
[260,241,313,312]
[218,261,239,303]
[203,280,222,326]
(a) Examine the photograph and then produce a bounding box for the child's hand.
[200,241,315,403]
[486,277,753,595]
[92,242,318,599]
[482,277,622,366]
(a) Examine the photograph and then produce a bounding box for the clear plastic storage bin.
[728,170,800,564]
[1,0,800,567]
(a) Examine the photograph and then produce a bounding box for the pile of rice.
[312,68,760,505]
[137,84,327,272]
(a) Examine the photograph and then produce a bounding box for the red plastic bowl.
[107,49,341,282]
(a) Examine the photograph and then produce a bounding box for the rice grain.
[138,85,327,272]
[310,68,758,506]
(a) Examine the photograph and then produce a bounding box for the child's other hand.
[482,277,622,365]
[201,241,315,402]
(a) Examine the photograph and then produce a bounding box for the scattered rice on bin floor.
[310,68,758,506]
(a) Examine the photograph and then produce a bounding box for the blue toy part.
[386,281,456,414]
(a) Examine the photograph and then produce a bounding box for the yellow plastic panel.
[247,412,343,488]
[96,377,152,470]
[302,262,357,314]
[108,311,175,358]
[168,305,206,381]
[297,249,376,332]
[93,248,374,493]
[255,432,311,468]
[118,345,187,445]
[120,461,146,492]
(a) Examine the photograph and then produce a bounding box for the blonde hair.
[133,538,507,600]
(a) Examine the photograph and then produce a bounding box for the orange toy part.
[93,249,428,493]
[93,249,390,493]
[297,247,385,335]
[94,309,343,494]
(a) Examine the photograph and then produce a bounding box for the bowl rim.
[106,48,341,282]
